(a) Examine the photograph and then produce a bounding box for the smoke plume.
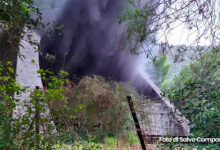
[40,0,160,100]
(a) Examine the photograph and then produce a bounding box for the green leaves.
[0,0,39,22]
[164,48,220,149]
[120,0,153,53]
[151,54,171,91]
[0,61,24,149]
[0,62,73,148]
[20,2,30,17]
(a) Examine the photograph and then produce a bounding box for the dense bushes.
[164,46,220,149]
[50,75,140,140]
[0,61,21,149]
[0,63,68,149]
[0,60,143,149]
[171,46,220,89]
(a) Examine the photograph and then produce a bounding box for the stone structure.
[138,71,190,137]
[13,29,56,133]
[13,29,41,116]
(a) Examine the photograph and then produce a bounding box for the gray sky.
[157,0,220,46]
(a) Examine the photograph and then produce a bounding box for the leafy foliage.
[0,0,42,73]
[0,0,40,27]
[147,54,171,91]
[0,61,70,149]
[153,54,170,86]
[120,0,153,53]
[164,47,220,149]
[0,61,22,149]
[0,61,142,149]
[50,75,140,141]
[172,46,220,89]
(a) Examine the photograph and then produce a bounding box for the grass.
[52,133,141,150]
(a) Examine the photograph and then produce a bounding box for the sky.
[157,0,220,46]
[36,0,220,46]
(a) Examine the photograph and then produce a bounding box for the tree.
[153,55,170,84]
[0,0,41,71]
[146,54,171,91]
[122,0,220,60]
[123,1,220,148]
[164,46,220,149]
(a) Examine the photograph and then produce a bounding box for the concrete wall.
[13,29,56,133]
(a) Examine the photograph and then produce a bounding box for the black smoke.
[40,0,161,100]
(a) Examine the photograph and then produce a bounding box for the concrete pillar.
[13,28,56,134]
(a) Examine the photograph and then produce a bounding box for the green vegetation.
[49,75,143,148]
[50,76,136,138]
[163,46,220,149]
[151,54,171,91]
[0,62,68,149]
[171,46,220,89]
[120,0,153,53]
[1,0,220,149]
[0,61,22,149]
[0,61,142,149]
[0,0,41,71]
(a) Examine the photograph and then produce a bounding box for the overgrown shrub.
[50,75,141,140]
[0,61,22,149]
[0,61,71,149]
[0,61,144,148]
